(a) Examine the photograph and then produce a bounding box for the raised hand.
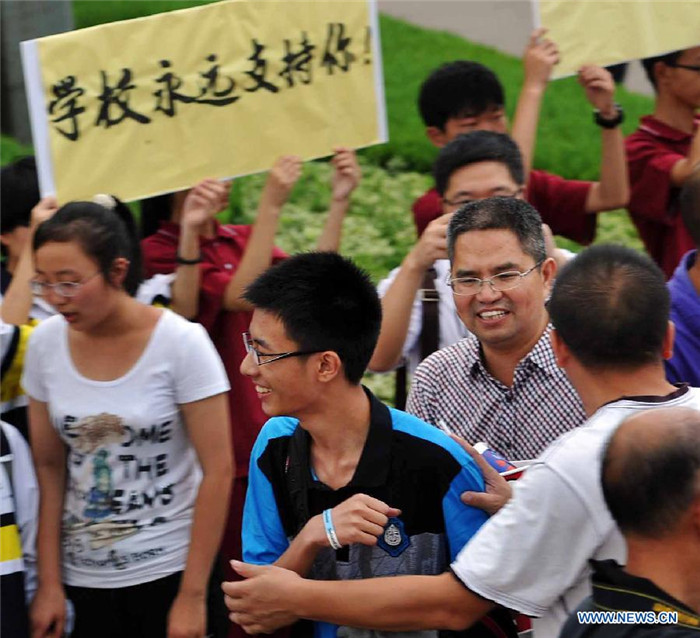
[263,155,303,210]
[181,179,230,230]
[331,147,361,202]
[578,65,616,116]
[410,212,452,270]
[31,196,60,229]
[523,27,560,89]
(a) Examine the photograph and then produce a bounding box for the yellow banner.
[534,0,700,79]
[23,0,386,202]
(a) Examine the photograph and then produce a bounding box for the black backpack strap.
[283,425,312,536]
[394,364,408,410]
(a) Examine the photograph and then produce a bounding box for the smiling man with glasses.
[371,133,573,420]
[405,197,586,461]
[370,132,530,380]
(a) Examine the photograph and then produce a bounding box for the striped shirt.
[406,325,586,460]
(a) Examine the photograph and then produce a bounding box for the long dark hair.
[33,196,143,296]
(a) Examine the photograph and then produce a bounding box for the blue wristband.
[322,508,342,550]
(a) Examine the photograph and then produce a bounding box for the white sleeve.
[376,267,423,362]
[136,273,175,306]
[20,322,47,402]
[451,463,605,617]
[174,320,230,405]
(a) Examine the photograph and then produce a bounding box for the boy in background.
[413,30,628,245]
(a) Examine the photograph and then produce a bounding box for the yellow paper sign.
[533,0,700,79]
[21,0,386,202]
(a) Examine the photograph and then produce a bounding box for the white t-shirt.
[375,259,468,374]
[21,309,229,588]
[451,386,700,638]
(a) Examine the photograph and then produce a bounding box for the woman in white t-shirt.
[21,198,233,638]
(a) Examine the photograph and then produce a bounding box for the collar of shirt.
[638,114,699,143]
[294,386,394,490]
[668,250,700,321]
[466,324,560,382]
[589,559,700,630]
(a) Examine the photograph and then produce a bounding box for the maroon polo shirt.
[141,221,287,478]
[412,169,594,244]
[626,115,698,278]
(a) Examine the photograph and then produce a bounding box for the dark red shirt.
[626,115,698,278]
[141,221,287,478]
[412,169,594,244]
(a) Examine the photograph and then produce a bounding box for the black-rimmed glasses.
[666,62,700,73]
[442,188,524,208]
[242,332,321,366]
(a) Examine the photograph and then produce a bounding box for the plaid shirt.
[407,325,585,460]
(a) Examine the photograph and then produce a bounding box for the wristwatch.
[593,103,624,129]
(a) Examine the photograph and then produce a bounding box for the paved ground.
[378,0,653,96]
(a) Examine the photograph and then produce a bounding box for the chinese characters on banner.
[22,0,386,202]
[533,0,700,79]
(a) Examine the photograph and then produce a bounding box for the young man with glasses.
[235,251,516,638]
[627,46,700,277]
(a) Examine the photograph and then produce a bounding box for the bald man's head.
[602,407,700,538]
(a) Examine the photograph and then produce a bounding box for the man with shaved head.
[224,245,700,638]
[561,407,700,636]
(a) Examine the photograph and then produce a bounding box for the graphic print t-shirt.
[22,310,229,587]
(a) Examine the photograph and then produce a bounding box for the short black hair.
[641,49,684,89]
[602,408,700,538]
[244,252,382,385]
[679,168,700,247]
[33,198,143,296]
[447,197,545,263]
[548,244,669,369]
[418,61,505,130]
[1,157,40,232]
[434,131,524,196]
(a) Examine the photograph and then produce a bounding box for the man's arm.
[510,27,559,182]
[222,156,302,311]
[224,564,494,634]
[368,213,451,372]
[172,180,231,320]
[670,126,700,187]
[225,444,609,635]
[316,148,360,252]
[578,66,629,213]
[0,197,58,326]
